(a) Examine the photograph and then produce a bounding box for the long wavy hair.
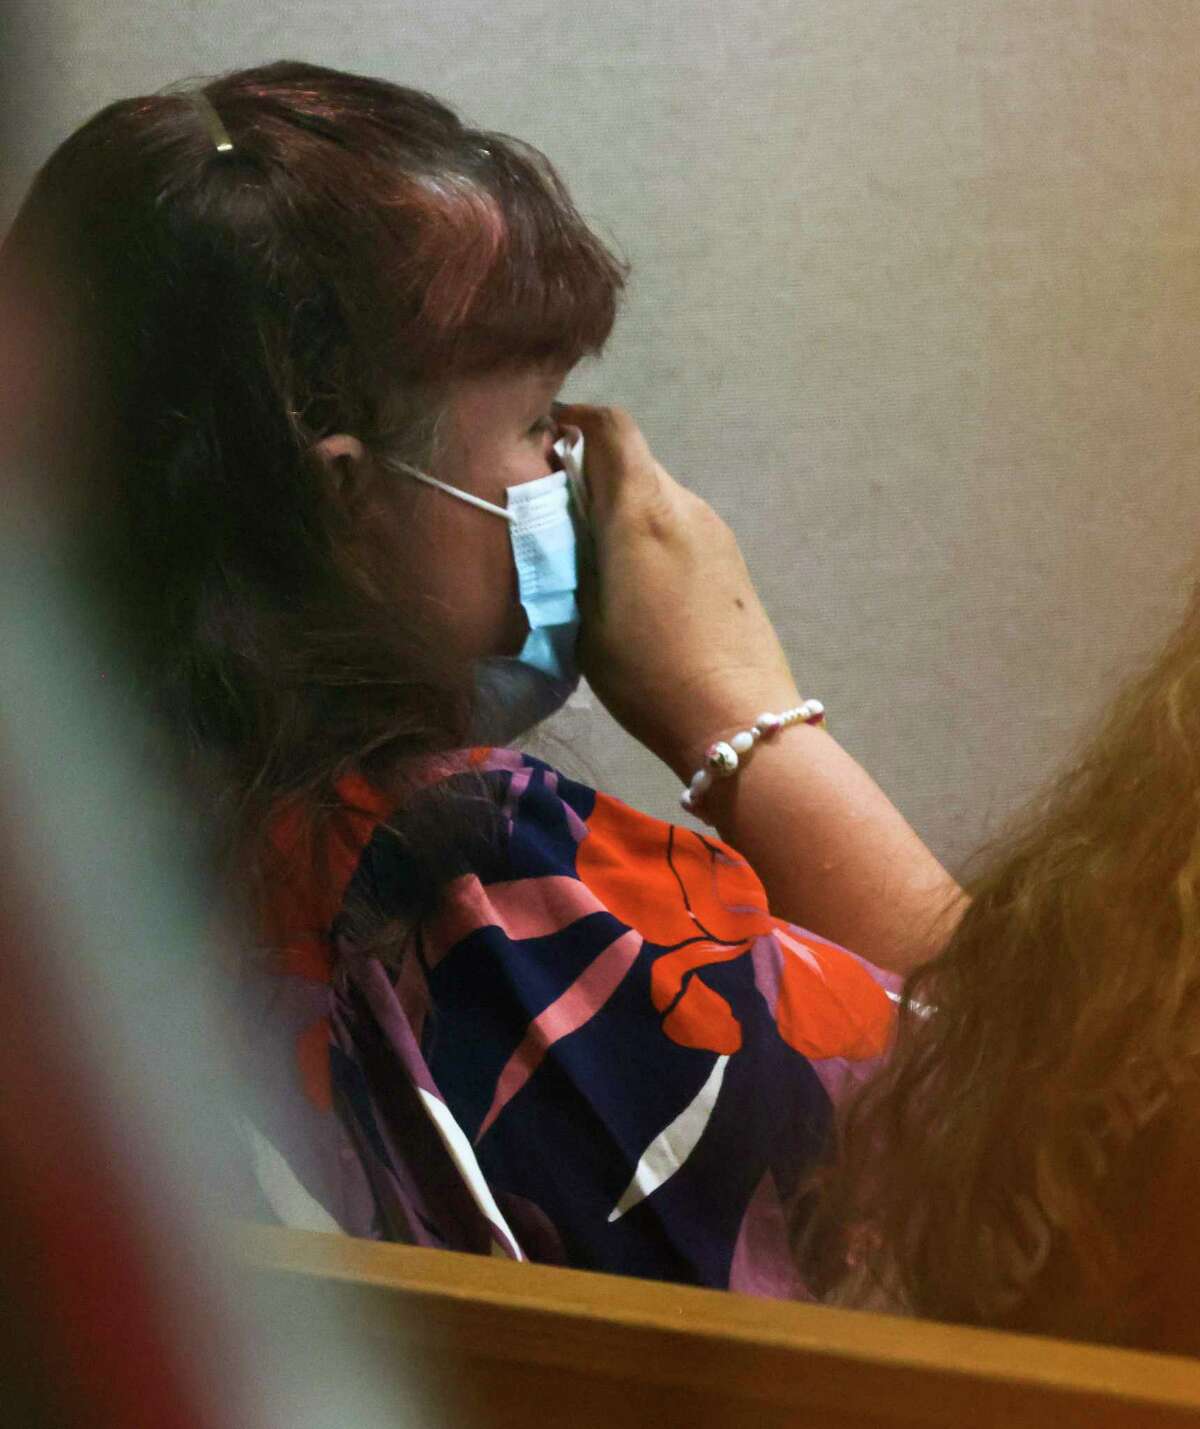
[1,60,626,946]
[798,582,1200,1332]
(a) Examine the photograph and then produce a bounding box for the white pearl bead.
[707,741,739,775]
[756,712,783,736]
[691,767,714,794]
[679,788,694,811]
[731,730,755,755]
[804,698,825,721]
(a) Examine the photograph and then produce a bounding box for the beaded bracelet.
[679,699,826,819]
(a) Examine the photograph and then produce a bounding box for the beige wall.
[11,2,1200,871]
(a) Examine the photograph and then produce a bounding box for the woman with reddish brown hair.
[1,61,955,1291]
[797,597,1200,1353]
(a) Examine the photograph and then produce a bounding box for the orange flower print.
[771,927,893,1061]
[576,792,772,947]
[576,792,773,1054]
[576,791,895,1062]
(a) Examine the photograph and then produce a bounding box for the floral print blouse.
[242,748,897,1297]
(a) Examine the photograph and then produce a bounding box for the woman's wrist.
[693,716,833,822]
[662,678,805,785]
[678,698,827,818]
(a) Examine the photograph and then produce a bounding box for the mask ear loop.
[391,463,515,522]
[554,426,589,523]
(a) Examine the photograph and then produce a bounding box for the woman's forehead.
[449,364,569,419]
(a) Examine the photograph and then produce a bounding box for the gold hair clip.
[186,89,234,154]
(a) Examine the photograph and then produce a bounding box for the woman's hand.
[556,402,801,780]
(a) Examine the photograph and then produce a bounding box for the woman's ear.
[311,433,370,506]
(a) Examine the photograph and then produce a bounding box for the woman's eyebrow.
[530,385,562,416]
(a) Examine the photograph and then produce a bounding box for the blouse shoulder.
[354,746,899,1072]
[256,746,897,1275]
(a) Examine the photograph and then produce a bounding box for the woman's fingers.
[552,401,666,523]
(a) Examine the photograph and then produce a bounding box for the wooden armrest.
[231,1223,1200,1428]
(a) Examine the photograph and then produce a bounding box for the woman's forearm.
[558,403,963,970]
[682,724,965,976]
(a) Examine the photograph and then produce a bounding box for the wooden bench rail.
[233,1223,1200,1429]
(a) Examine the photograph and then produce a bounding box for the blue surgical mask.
[396,428,588,744]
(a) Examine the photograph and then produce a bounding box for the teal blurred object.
[0,526,430,1426]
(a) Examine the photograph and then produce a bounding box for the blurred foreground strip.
[0,530,430,1427]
